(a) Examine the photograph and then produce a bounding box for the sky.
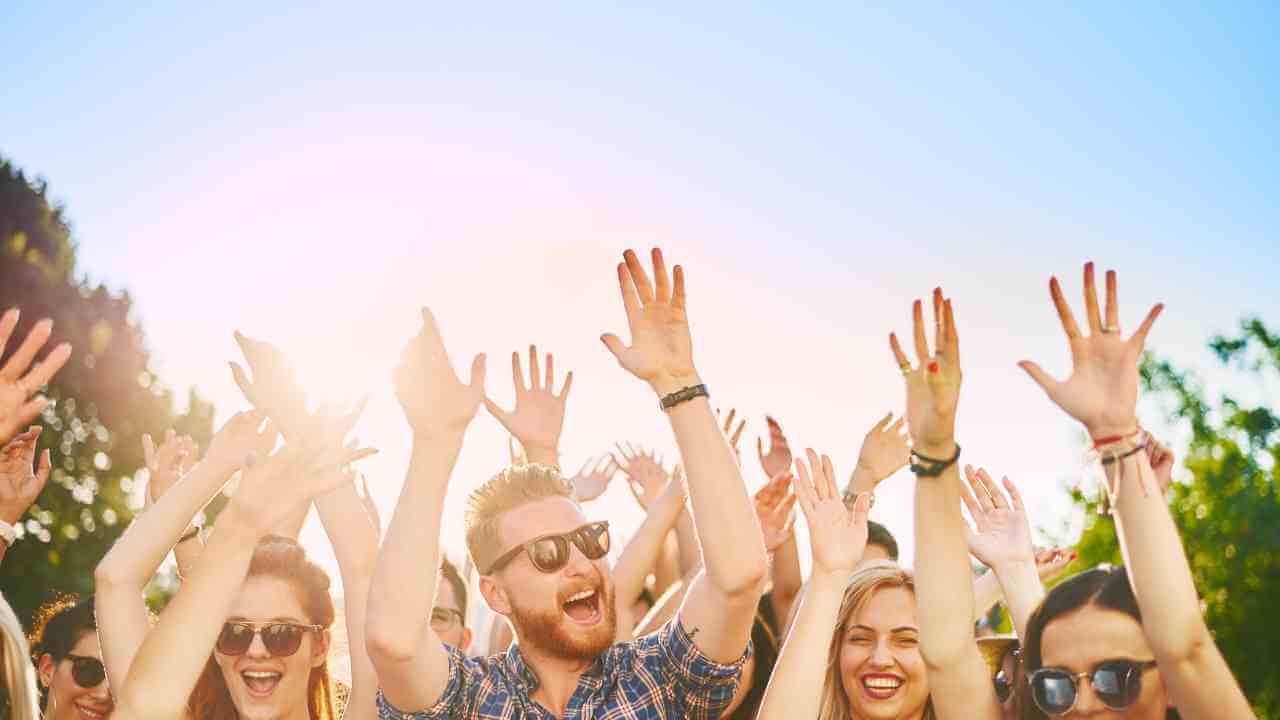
[2,2,1277,648]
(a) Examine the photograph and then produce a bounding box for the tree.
[0,156,214,627]
[1066,318,1280,717]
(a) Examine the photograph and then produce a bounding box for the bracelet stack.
[1087,426,1152,514]
[910,444,961,478]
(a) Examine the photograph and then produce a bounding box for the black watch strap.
[659,384,709,411]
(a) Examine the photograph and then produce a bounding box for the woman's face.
[1038,606,1168,719]
[213,575,328,720]
[38,630,113,720]
[837,586,929,720]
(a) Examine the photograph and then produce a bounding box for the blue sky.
[2,2,1276,635]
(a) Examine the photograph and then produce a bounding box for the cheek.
[894,644,927,682]
[839,642,867,681]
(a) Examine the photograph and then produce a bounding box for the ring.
[1101,324,1121,334]
[898,363,912,376]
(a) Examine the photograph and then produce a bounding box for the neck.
[519,642,596,717]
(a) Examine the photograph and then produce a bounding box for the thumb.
[482,396,509,424]
[850,491,872,526]
[600,334,627,361]
[1017,360,1059,396]
[34,449,52,490]
[469,353,487,390]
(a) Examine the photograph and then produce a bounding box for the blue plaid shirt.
[376,617,749,719]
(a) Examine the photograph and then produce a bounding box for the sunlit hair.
[818,563,935,720]
[189,536,337,720]
[1,591,40,720]
[466,463,576,574]
[27,594,96,709]
[1017,565,1178,720]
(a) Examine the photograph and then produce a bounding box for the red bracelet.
[1091,426,1142,449]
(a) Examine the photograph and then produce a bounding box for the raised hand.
[229,331,312,438]
[483,346,572,462]
[394,308,486,439]
[0,426,51,525]
[959,465,1035,571]
[1034,547,1077,584]
[614,443,670,510]
[142,430,198,503]
[889,288,961,457]
[754,472,797,552]
[567,455,618,502]
[716,408,745,464]
[856,412,911,482]
[600,248,698,395]
[0,310,72,443]
[1148,436,1175,493]
[1019,263,1163,440]
[756,415,793,481]
[794,449,871,575]
[229,440,376,537]
[202,410,276,474]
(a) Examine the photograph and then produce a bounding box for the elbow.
[94,557,132,592]
[718,560,769,599]
[365,615,419,665]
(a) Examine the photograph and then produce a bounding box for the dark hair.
[725,604,781,720]
[1018,566,1176,720]
[866,520,899,561]
[440,556,468,621]
[189,536,337,720]
[28,595,96,707]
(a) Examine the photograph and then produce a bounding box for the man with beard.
[368,248,768,719]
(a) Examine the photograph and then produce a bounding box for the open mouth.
[860,673,904,700]
[561,588,603,625]
[74,702,110,720]
[241,670,283,697]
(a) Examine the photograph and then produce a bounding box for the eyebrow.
[847,625,919,633]
[226,616,306,623]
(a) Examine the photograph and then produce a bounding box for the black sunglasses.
[216,622,323,657]
[65,654,106,688]
[1029,659,1158,715]
[484,521,611,575]
[993,648,1019,704]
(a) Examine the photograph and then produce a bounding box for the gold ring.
[1102,324,1121,334]
[899,363,912,376]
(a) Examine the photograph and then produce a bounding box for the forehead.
[435,570,461,611]
[69,629,102,659]
[860,544,894,566]
[229,575,308,622]
[497,496,589,549]
[849,585,917,632]
[1041,605,1150,670]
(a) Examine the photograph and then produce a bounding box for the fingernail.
[928,361,939,373]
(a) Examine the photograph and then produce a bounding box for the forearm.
[756,571,846,720]
[769,534,803,627]
[524,445,559,469]
[173,534,203,577]
[652,532,681,597]
[914,463,979,666]
[971,570,1001,625]
[673,505,702,575]
[118,506,259,720]
[613,490,685,608]
[316,485,379,720]
[848,466,877,498]
[989,560,1043,640]
[661,388,767,593]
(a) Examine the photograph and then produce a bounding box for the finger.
[652,248,671,303]
[229,361,255,403]
[614,443,632,463]
[1017,360,1061,397]
[558,370,573,400]
[1083,262,1103,333]
[932,288,943,351]
[13,397,50,428]
[959,467,985,521]
[804,449,826,501]
[889,332,911,371]
[142,434,156,466]
[544,352,555,391]
[469,353,486,390]
[1001,477,1026,514]
[1049,276,1083,340]
[943,299,959,364]
[873,412,893,433]
[1105,269,1119,330]
[622,249,655,304]
[18,343,71,392]
[0,318,52,381]
[792,458,817,516]
[600,333,628,363]
[616,263,643,320]
[821,453,838,499]
[888,416,906,435]
[511,351,527,392]
[724,408,737,435]
[912,299,930,363]
[528,345,541,391]
[976,468,1006,510]
[757,436,766,462]
[34,448,52,490]
[849,492,872,530]
[0,308,18,353]
[482,396,511,425]
[669,263,689,313]
[1128,303,1164,350]
[730,419,745,450]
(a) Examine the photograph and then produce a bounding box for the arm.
[757,451,871,720]
[890,289,1002,720]
[0,427,50,565]
[754,472,800,627]
[612,471,687,641]
[96,414,267,697]
[482,346,570,469]
[634,573,692,637]
[1019,262,1251,719]
[846,412,910,498]
[971,570,1001,625]
[958,466,1044,640]
[601,249,767,662]
[366,309,486,711]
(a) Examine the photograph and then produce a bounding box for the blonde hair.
[817,563,935,720]
[465,463,576,574]
[1,591,40,720]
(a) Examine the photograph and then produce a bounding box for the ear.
[38,653,55,688]
[458,628,474,654]
[479,576,512,615]
[311,629,331,669]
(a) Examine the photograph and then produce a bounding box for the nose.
[1070,678,1108,717]
[562,542,595,578]
[868,637,895,668]
[87,678,112,702]
[246,630,271,658]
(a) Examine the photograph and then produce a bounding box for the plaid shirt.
[377,617,749,719]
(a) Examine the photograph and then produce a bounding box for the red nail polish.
[928,361,939,373]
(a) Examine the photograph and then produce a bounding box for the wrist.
[848,466,877,496]
[410,431,466,455]
[649,372,703,398]
[912,438,957,458]
[213,504,270,543]
[523,443,560,467]
[810,568,851,592]
[1086,419,1140,443]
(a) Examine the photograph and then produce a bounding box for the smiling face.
[38,631,113,720]
[213,575,328,720]
[481,496,616,661]
[1037,606,1168,719]
[836,585,929,720]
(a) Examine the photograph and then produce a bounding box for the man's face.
[483,496,616,661]
[432,571,472,652]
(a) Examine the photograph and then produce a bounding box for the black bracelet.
[1101,442,1148,466]
[910,444,962,477]
[178,525,202,544]
[659,384,709,411]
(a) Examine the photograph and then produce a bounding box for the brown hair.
[465,463,576,574]
[188,536,337,720]
[818,563,935,720]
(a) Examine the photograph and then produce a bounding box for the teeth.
[244,671,281,679]
[567,589,596,603]
[864,677,902,689]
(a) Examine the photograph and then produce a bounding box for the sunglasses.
[430,607,464,626]
[65,654,106,688]
[993,648,1019,704]
[216,622,323,657]
[1029,659,1158,715]
[484,521,611,575]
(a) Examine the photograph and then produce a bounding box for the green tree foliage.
[0,156,215,627]
[1067,318,1280,717]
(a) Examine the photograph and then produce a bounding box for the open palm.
[795,449,871,574]
[0,311,72,444]
[601,249,697,389]
[890,289,961,454]
[756,415,793,480]
[960,465,1034,570]
[394,308,486,438]
[0,427,51,524]
[856,412,911,481]
[568,456,618,502]
[484,346,572,455]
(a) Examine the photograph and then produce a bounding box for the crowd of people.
[0,249,1256,719]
